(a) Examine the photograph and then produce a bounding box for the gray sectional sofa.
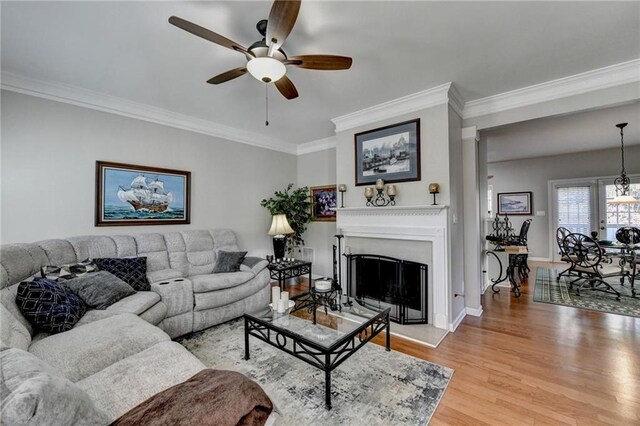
[0,229,272,423]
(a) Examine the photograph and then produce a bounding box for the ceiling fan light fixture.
[247,57,286,83]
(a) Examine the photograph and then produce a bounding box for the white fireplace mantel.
[336,205,451,331]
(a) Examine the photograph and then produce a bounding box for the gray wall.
[487,145,640,259]
[296,148,337,277]
[0,90,297,255]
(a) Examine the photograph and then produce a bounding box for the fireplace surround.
[336,205,450,331]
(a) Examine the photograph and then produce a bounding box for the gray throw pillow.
[212,251,248,273]
[60,271,135,310]
[0,348,110,426]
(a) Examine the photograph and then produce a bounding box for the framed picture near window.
[310,185,337,222]
[96,161,191,226]
[354,118,420,186]
[497,191,533,215]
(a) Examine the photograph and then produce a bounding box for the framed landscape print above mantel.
[354,118,420,186]
[497,191,533,215]
[95,161,191,226]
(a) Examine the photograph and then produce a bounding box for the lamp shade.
[268,214,294,235]
[610,194,639,204]
[247,57,286,83]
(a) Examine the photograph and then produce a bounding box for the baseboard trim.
[465,306,483,317]
[449,309,466,332]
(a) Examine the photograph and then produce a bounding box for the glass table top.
[245,304,384,350]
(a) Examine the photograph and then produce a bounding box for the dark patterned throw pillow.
[16,278,87,334]
[213,251,248,273]
[93,257,150,291]
[41,259,99,282]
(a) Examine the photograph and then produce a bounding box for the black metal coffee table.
[243,305,390,409]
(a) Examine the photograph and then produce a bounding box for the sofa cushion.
[0,303,31,350]
[94,257,150,291]
[16,278,87,334]
[61,271,136,310]
[194,271,269,311]
[0,348,109,426]
[106,291,161,315]
[240,257,269,275]
[146,268,183,284]
[190,271,255,293]
[77,341,205,423]
[28,313,170,382]
[139,301,168,326]
[213,251,247,273]
[40,259,99,282]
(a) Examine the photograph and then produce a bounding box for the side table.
[267,260,312,298]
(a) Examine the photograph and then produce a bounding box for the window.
[556,186,593,235]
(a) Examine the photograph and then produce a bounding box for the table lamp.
[268,214,294,260]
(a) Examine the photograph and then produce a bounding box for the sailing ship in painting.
[362,133,414,176]
[117,175,174,213]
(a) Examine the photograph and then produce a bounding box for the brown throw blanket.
[112,369,273,426]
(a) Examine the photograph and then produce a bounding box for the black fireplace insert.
[345,254,428,324]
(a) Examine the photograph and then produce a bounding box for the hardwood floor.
[278,262,640,425]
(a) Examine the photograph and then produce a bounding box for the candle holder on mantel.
[429,183,440,205]
[365,179,396,207]
[338,184,347,208]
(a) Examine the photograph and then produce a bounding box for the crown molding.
[463,58,640,119]
[331,82,460,133]
[296,136,337,155]
[0,71,298,155]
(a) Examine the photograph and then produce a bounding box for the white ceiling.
[2,1,639,146]
[485,101,640,163]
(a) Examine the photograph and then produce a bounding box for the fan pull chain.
[265,84,269,126]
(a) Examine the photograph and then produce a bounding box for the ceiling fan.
[169,0,352,100]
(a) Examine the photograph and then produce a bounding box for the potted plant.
[261,183,312,257]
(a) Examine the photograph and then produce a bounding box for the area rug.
[534,267,640,318]
[178,319,453,425]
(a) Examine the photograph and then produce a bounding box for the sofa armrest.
[240,257,269,275]
[150,278,193,317]
[147,269,184,284]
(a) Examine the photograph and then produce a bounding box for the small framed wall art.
[497,191,533,215]
[310,185,337,222]
[96,161,191,226]
[354,118,420,186]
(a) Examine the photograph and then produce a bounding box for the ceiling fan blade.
[286,55,353,70]
[266,0,301,50]
[207,67,248,85]
[169,16,248,55]
[275,76,299,100]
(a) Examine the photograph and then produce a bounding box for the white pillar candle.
[281,291,289,308]
[277,299,286,313]
[271,287,280,306]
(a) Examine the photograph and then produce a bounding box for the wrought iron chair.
[562,233,622,300]
[507,219,532,280]
[616,227,640,245]
[615,226,639,294]
[556,227,573,281]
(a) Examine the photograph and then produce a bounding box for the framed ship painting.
[354,118,420,186]
[310,185,337,222]
[497,191,532,215]
[95,161,191,226]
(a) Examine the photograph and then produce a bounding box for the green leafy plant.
[260,183,312,256]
